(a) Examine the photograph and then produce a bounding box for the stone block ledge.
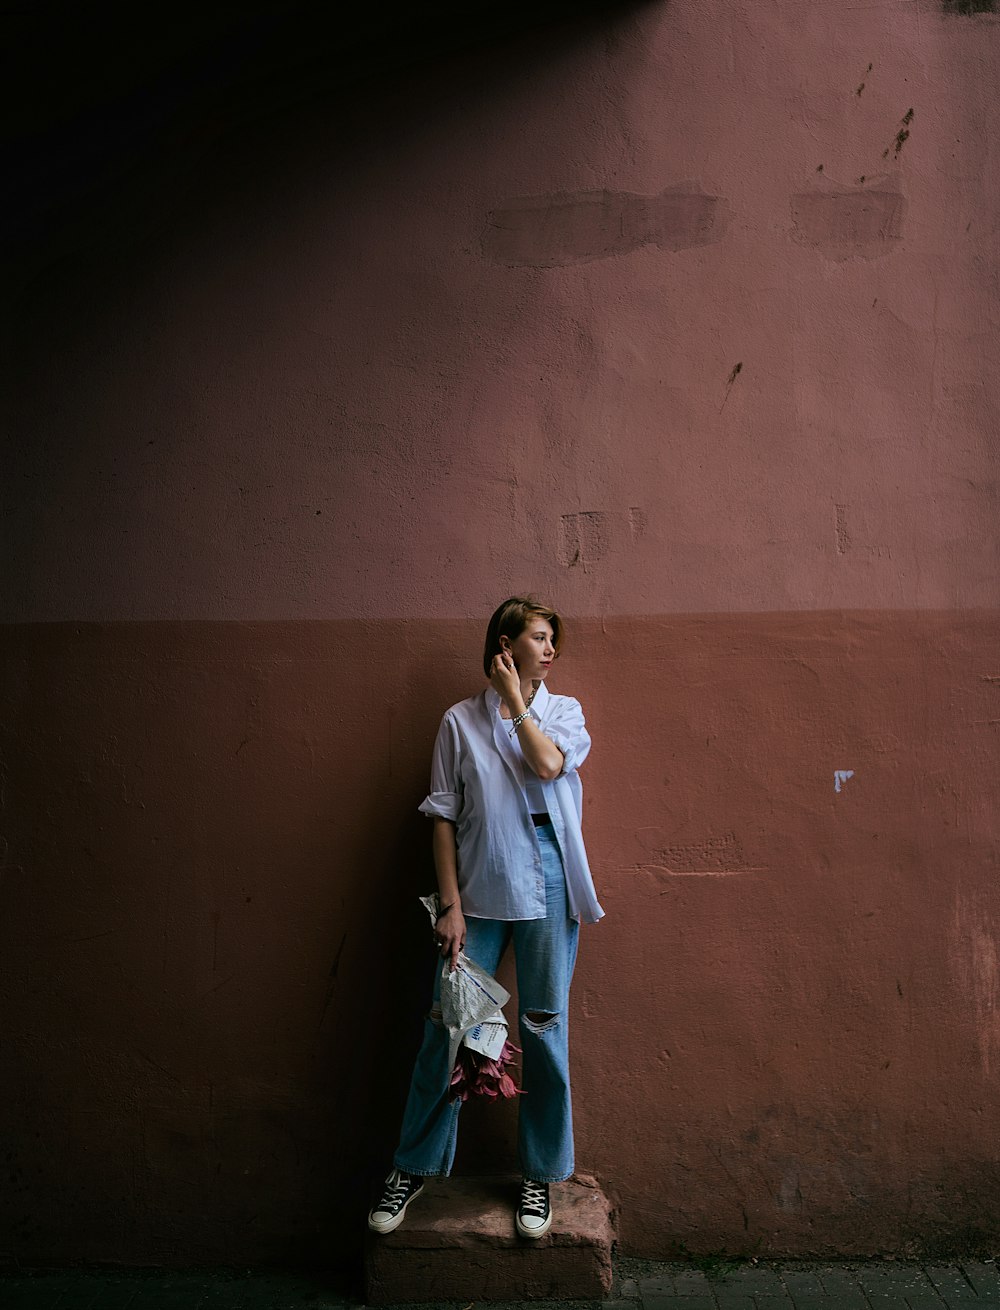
[364,1173,615,1303]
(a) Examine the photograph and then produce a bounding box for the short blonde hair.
[483,597,563,677]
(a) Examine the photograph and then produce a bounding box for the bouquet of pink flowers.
[420,894,523,1104]
[449,1038,523,1103]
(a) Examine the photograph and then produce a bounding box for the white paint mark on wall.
[834,769,855,793]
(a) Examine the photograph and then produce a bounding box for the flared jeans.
[393,822,580,1183]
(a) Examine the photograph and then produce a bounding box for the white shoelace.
[520,1180,548,1216]
[378,1170,411,1213]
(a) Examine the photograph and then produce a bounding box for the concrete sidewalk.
[1,1257,999,1309]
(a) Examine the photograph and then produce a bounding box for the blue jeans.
[393,823,580,1183]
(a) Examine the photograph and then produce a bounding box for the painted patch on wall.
[482,187,729,267]
[790,189,905,259]
[560,511,612,568]
[657,832,760,876]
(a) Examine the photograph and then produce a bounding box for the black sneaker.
[368,1168,425,1234]
[515,1177,551,1238]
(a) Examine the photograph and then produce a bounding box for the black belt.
[531,813,550,825]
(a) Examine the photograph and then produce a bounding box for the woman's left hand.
[490,652,521,704]
[435,903,467,972]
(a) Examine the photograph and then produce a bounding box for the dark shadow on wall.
[2,0,658,1273]
[3,0,659,279]
[4,0,662,626]
[0,619,504,1271]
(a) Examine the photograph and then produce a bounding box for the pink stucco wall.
[4,0,1000,1266]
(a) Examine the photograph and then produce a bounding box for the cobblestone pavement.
[615,1257,1000,1310]
[1,1258,998,1309]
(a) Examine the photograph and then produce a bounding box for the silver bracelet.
[509,709,532,737]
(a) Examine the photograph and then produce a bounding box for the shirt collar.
[486,680,551,717]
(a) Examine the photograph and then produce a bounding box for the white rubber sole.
[367,1183,425,1234]
[515,1209,552,1239]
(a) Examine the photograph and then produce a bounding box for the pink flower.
[448,1039,523,1102]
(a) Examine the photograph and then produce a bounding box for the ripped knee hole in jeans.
[522,1010,559,1034]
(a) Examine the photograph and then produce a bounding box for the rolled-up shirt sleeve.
[418,712,463,821]
[540,696,591,776]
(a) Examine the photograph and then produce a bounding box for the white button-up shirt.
[418,681,605,925]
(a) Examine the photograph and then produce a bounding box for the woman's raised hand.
[490,651,521,704]
[435,903,467,973]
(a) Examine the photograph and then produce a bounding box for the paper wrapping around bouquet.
[420,894,511,1072]
[463,1020,508,1059]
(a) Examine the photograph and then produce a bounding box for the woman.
[368,597,604,1239]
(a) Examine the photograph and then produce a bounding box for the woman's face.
[502,617,556,681]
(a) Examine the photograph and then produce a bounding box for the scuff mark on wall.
[643,832,763,876]
[883,108,915,159]
[721,361,743,412]
[834,769,855,793]
[779,1168,805,1212]
[482,186,729,267]
[790,189,905,259]
[835,504,851,555]
[317,932,348,1033]
[953,894,1000,1077]
[660,832,752,870]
